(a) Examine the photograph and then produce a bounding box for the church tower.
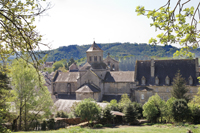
[86,41,103,64]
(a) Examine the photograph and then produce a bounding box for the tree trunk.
[19,100,22,131]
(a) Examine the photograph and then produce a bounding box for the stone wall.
[86,50,103,63]
[79,70,100,87]
[53,82,78,94]
[134,85,199,104]
[104,82,131,95]
[76,92,100,101]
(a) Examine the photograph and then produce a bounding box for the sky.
[35,0,199,50]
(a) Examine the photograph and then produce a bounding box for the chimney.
[151,59,155,77]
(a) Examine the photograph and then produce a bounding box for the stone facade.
[51,42,199,104]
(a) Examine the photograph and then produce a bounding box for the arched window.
[155,76,159,85]
[89,56,92,61]
[99,56,101,61]
[165,76,170,85]
[108,61,110,67]
[112,64,115,71]
[188,76,193,85]
[141,76,146,85]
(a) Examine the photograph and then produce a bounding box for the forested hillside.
[41,42,200,71]
[44,42,182,61]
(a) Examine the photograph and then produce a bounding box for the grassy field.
[14,124,200,133]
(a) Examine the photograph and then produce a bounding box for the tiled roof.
[76,83,100,93]
[55,72,79,82]
[86,41,102,52]
[136,59,198,86]
[104,71,135,82]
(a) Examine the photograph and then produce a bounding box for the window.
[155,76,159,85]
[165,76,170,85]
[108,61,110,67]
[99,56,101,61]
[141,94,144,99]
[89,56,92,61]
[112,64,115,71]
[67,83,71,94]
[94,56,97,61]
[141,76,146,85]
[188,76,193,85]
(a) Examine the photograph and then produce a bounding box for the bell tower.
[86,41,103,64]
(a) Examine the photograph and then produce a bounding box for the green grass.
[14,124,200,133]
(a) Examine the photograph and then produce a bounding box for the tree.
[119,93,131,110]
[171,70,190,102]
[75,98,101,126]
[136,1,200,58]
[143,94,166,123]
[102,106,113,124]
[164,97,176,122]
[172,99,189,122]
[9,59,53,131]
[0,71,11,133]
[0,0,51,71]
[123,103,138,125]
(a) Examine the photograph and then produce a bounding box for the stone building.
[51,41,199,104]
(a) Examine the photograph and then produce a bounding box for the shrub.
[102,106,113,124]
[93,124,103,128]
[172,99,189,122]
[41,120,46,131]
[123,103,138,124]
[104,124,113,127]
[47,118,55,130]
[188,104,200,124]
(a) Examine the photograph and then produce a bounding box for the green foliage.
[164,97,176,122]
[53,59,67,71]
[123,103,138,124]
[188,103,200,124]
[0,71,11,133]
[102,106,113,124]
[172,99,189,122]
[47,118,55,130]
[109,99,119,111]
[0,0,50,71]
[143,94,166,123]
[93,124,103,128]
[9,59,53,130]
[171,70,190,102]
[135,1,200,57]
[75,98,101,124]
[41,121,47,131]
[119,93,131,108]
[173,47,195,59]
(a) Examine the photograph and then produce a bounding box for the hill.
[44,43,183,61]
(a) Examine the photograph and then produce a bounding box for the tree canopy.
[0,0,51,71]
[136,1,200,58]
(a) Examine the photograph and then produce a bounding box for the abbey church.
[51,41,199,104]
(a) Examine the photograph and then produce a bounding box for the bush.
[172,99,189,122]
[104,124,113,127]
[102,106,113,124]
[41,120,46,131]
[93,124,103,128]
[188,104,200,124]
[123,103,138,124]
[47,118,55,130]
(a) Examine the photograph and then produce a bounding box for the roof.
[104,54,119,63]
[111,111,125,116]
[136,59,198,86]
[55,72,79,82]
[54,99,108,113]
[104,71,135,82]
[79,62,107,70]
[69,63,79,71]
[76,83,100,93]
[86,41,102,52]
[79,62,91,71]
[135,86,153,91]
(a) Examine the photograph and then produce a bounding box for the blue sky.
[35,0,198,50]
